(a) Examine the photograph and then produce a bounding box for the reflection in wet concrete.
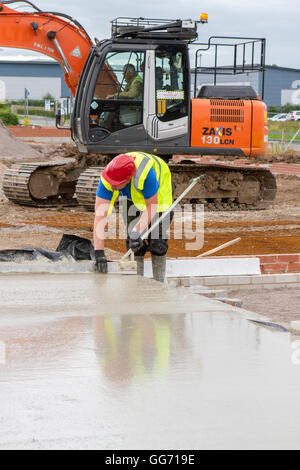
[0,274,300,449]
[93,314,197,388]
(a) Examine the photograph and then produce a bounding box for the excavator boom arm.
[0,1,93,95]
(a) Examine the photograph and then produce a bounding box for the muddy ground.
[0,151,300,258]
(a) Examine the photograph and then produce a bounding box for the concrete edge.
[0,261,135,275]
[198,295,293,336]
[0,261,295,335]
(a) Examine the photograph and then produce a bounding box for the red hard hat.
[102,154,136,186]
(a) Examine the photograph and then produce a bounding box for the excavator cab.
[73,18,269,161]
[72,18,193,155]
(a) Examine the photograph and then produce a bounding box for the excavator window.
[155,48,188,122]
[90,50,145,133]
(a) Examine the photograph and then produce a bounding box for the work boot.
[135,256,144,276]
[151,255,166,283]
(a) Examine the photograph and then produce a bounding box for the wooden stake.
[196,237,241,258]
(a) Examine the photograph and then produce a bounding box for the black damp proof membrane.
[0,234,95,263]
[248,319,289,333]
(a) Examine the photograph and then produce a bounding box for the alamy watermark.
[0,341,6,365]
[291,340,300,366]
[95,202,205,252]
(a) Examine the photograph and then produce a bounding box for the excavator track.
[3,160,80,208]
[75,163,277,212]
[75,167,105,208]
[3,160,277,211]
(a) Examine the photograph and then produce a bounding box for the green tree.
[268,105,280,114]
[43,93,55,101]
[281,103,300,113]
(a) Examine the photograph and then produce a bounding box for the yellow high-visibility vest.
[127,74,143,99]
[101,152,173,215]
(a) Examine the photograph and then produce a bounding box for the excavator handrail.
[0,1,94,95]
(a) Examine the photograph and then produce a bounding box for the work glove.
[94,250,108,273]
[128,230,144,254]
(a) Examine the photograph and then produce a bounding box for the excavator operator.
[106,64,143,99]
[93,152,174,282]
[102,64,143,130]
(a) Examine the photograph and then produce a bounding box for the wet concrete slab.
[0,273,299,450]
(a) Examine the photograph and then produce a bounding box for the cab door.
[144,46,190,145]
[89,49,145,138]
[75,44,150,151]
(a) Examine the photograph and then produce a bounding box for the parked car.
[269,113,288,121]
[288,111,300,121]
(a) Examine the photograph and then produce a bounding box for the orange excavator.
[0,1,277,210]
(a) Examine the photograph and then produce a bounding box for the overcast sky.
[0,0,298,69]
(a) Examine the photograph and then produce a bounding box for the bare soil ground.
[0,124,300,258]
[229,287,300,323]
[1,168,300,258]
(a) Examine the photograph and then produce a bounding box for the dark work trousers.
[121,198,174,257]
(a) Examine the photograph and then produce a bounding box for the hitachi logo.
[202,126,232,136]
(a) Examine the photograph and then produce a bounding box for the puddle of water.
[0,274,299,450]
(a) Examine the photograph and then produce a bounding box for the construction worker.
[93,152,173,282]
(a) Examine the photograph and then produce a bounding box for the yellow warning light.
[200,13,208,23]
